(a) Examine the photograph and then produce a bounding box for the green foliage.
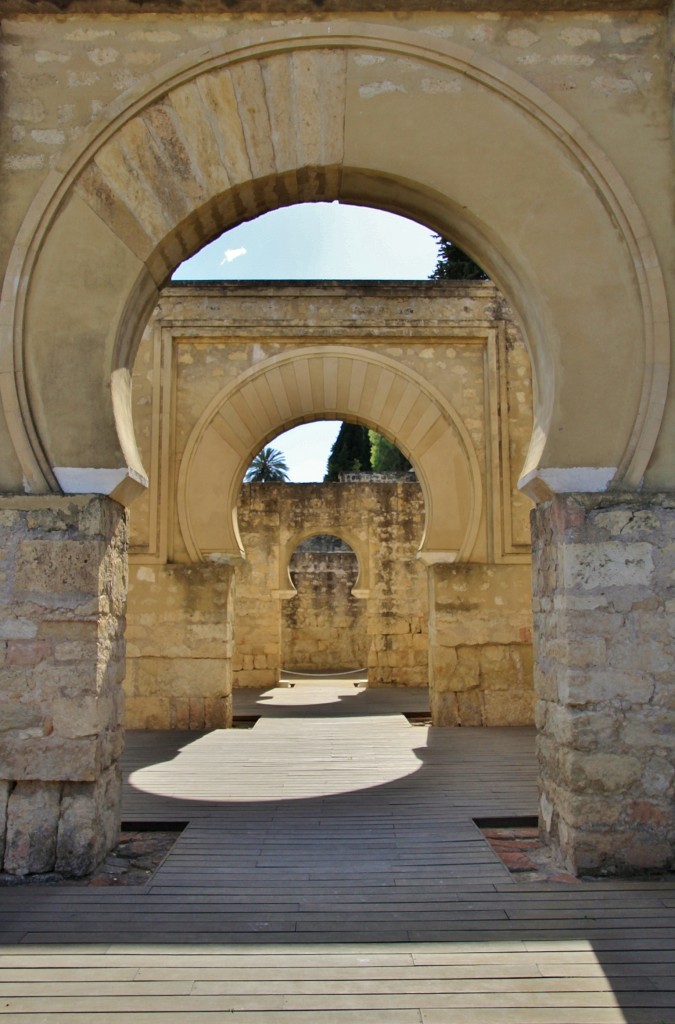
[369,430,412,473]
[430,235,488,281]
[244,446,290,483]
[324,423,372,481]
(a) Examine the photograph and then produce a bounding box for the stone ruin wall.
[234,480,428,687]
[532,493,675,874]
[0,497,127,876]
[283,545,367,675]
[125,281,535,729]
[122,562,235,731]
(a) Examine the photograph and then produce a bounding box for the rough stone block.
[555,789,623,830]
[6,639,53,666]
[453,647,482,691]
[0,735,100,781]
[563,541,654,591]
[430,690,459,726]
[56,765,121,877]
[0,701,45,732]
[204,695,232,729]
[484,690,535,726]
[456,689,484,726]
[125,697,172,730]
[559,749,642,793]
[558,668,654,706]
[544,704,619,752]
[16,540,104,596]
[0,618,38,640]
[4,781,61,875]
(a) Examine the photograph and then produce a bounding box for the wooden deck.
[0,683,673,1022]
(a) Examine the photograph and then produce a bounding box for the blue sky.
[174,202,439,480]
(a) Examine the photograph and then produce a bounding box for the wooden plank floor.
[0,683,673,1023]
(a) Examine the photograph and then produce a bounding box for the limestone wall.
[282,545,367,674]
[0,496,126,876]
[234,481,428,688]
[532,493,675,874]
[125,563,234,730]
[429,563,534,726]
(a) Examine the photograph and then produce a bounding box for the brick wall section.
[0,496,127,877]
[532,493,675,874]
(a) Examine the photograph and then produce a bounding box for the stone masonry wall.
[126,479,534,721]
[125,563,234,730]
[282,547,368,674]
[532,493,675,875]
[230,484,285,689]
[365,484,429,688]
[429,562,534,726]
[234,481,429,689]
[0,496,127,877]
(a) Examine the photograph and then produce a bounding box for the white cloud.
[220,246,247,264]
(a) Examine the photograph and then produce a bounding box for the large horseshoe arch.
[0,23,668,505]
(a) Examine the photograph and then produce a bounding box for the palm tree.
[244,447,290,483]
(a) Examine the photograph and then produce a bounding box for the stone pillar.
[0,495,127,877]
[532,492,674,875]
[428,562,534,726]
[125,563,234,729]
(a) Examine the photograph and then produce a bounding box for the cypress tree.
[324,423,372,481]
[430,235,488,281]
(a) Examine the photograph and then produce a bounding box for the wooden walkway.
[0,683,673,1022]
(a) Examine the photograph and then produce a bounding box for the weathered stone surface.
[16,540,105,596]
[533,492,675,875]
[55,765,121,877]
[0,0,666,11]
[124,565,234,730]
[0,735,100,781]
[0,496,128,876]
[4,781,61,875]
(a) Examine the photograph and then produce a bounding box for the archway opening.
[172,201,446,282]
[232,420,428,695]
[126,260,535,731]
[0,20,669,884]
